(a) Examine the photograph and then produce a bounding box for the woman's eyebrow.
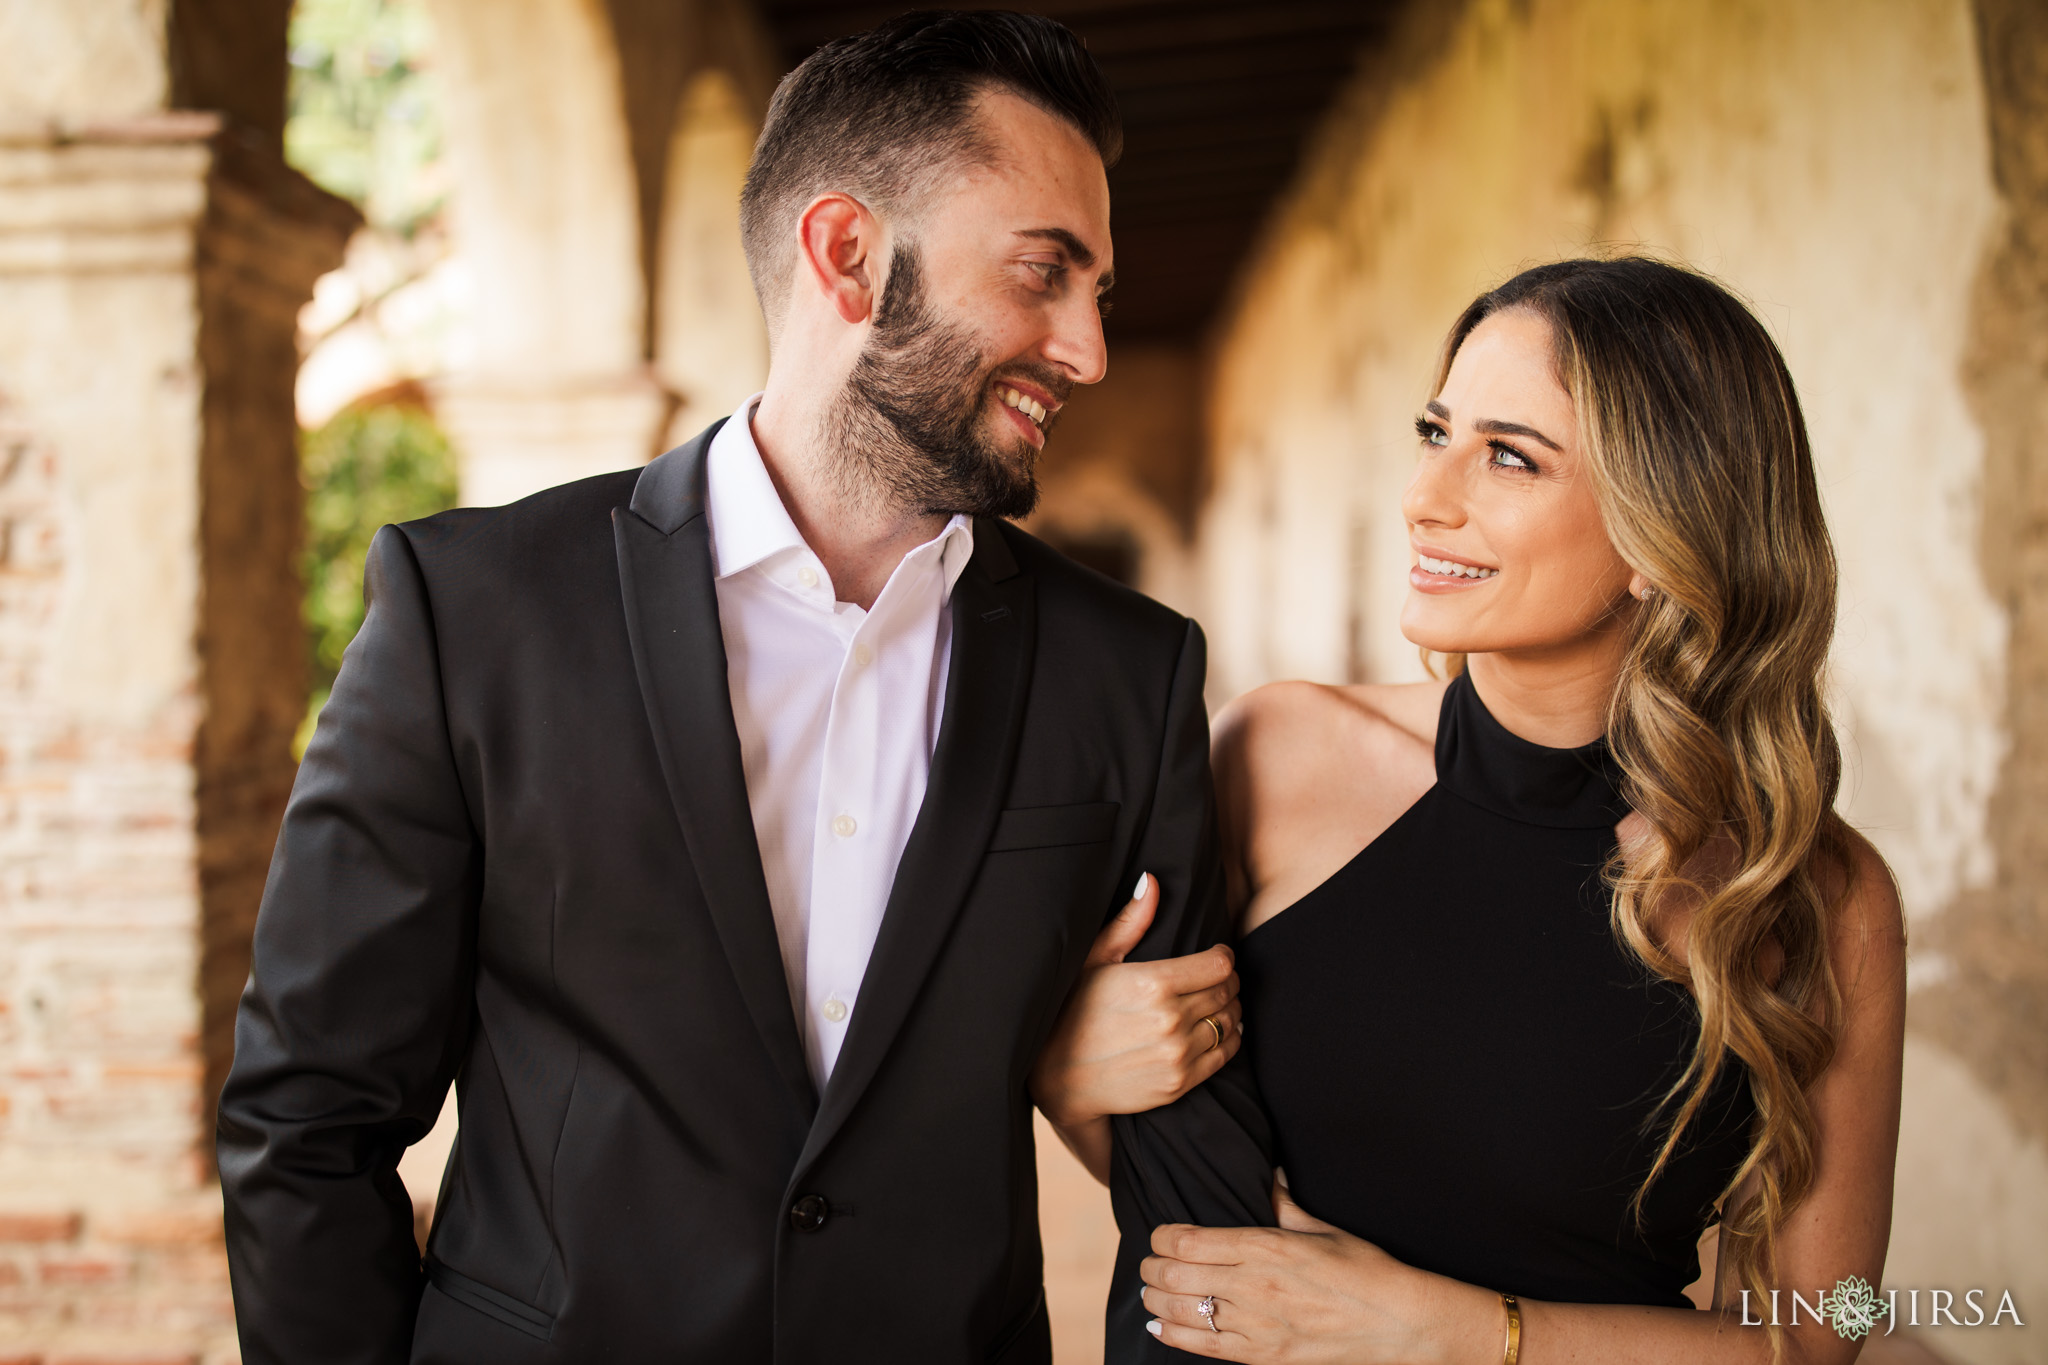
[1424,400,1561,452]
[1476,418,1562,451]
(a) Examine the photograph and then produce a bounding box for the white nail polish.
[1133,872,1150,900]
[1146,1320,1163,1337]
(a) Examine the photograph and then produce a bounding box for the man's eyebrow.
[1016,227,1099,270]
[1423,400,1562,452]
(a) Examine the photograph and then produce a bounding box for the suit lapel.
[613,424,816,1116]
[796,521,1035,1171]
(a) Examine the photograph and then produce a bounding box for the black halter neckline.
[1432,671,1629,830]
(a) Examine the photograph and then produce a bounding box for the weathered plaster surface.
[0,124,221,1359]
[1889,1037,2048,1363]
[1906,0,2048,1206]
[0,0,168,131]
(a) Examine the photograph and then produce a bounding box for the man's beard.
[829,244,1069,520]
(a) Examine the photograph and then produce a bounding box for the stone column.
[655,67,769,446]
[0,111,353,1359]
[426,0,667,507]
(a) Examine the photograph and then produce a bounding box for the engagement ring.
[1197,1294,1219,1333]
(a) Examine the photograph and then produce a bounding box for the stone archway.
[424,0,663,507]
[656,66,770,444]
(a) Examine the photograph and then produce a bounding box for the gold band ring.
[1200,1014,1225,1053]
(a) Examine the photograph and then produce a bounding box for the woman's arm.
[1030,872,1243,1183]
[1136,838,1907,1365]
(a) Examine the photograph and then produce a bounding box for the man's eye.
[1027,261,1064,284]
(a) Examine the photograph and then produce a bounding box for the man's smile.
[993,378,1061,448]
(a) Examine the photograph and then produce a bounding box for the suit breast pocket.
[986,801,1119,852]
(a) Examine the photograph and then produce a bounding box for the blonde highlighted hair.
[1433,258,1855,1344]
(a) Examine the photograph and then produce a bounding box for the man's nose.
[1043,290,1108,387]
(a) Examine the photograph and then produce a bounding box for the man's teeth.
[997,385,1048,427]
[1418,554,1498,580]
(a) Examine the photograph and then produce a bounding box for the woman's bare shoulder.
[1214,678,1445,776]
[1335,679,1450,746]
[1216,679,1447,936]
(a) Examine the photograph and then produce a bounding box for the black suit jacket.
[217,425,1244,1363]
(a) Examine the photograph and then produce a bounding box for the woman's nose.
[1401,445,1465,529]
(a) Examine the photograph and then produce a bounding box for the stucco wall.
[1198,0,2040,1356]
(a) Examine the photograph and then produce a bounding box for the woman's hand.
[1029,873,1242,1183]
[1138,1173,1502,1364]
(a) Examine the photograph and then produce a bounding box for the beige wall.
[1198,0,2041,1357]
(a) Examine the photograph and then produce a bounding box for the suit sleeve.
[1105,618,1277,1362]
[217,526,480,1365]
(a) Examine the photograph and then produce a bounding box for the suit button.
[789,1194,830,1232]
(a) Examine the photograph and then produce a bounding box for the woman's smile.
[1410,547,1499,591]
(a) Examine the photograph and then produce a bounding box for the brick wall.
[0,119,351,1364]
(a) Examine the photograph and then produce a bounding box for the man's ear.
[796,193,879,326]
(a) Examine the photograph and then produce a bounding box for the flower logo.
[1819,1276,1890,1340]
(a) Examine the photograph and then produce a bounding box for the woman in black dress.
[1034,258,1904,1364]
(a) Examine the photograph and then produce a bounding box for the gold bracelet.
[1500,1294,1522,1365]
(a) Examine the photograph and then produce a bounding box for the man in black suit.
[218,11,1265,1363]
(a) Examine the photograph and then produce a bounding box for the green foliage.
[297,404,458,754]
[286,0,442,232]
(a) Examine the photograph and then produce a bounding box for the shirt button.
[832,814,857,838]
[798,565,820,589]
[821,997,848,1024]
[852,642,873,667]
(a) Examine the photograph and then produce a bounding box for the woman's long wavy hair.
[1431,258,1855,1338]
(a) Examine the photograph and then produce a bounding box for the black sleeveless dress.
[1235,673,1755,1307]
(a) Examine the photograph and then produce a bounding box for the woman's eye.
[1414,418,1449,447]
[1488,442,1535,471]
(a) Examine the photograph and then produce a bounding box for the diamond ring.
[1197,1294,1219,1333]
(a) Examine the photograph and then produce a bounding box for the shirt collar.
[930,513,975,604]
[706,394,977,602]
[707,395,807,580]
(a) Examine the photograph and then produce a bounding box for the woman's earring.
[1636,585,1657,601]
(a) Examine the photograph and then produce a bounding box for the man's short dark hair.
[739,10,1121,334]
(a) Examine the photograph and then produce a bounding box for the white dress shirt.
[707,397,974,1087]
